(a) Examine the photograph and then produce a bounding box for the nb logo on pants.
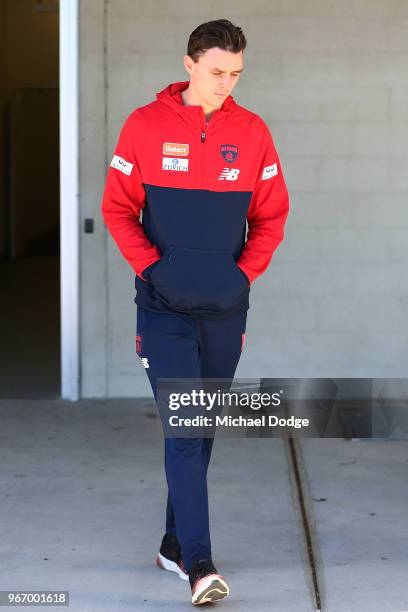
[140,357,149,368]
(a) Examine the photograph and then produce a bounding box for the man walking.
[101,18,289,606]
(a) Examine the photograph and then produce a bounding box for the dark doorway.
[0,0,60,398]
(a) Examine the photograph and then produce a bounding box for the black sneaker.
[155,533,189,581]
[189,558,229,605]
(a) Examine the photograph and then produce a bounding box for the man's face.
[184,47,244,109]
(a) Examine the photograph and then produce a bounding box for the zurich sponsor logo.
[162,157,189,172]
[220,144,238,163]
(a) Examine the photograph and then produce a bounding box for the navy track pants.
[135,305,247,571]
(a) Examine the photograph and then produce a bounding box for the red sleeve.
[236,122,290,285]
[101,111,161,280]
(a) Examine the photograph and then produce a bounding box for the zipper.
[201,128,206,189]
[199,108,219,189]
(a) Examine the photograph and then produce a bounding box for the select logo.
[162,142,189,156]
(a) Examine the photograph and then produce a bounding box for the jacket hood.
[156,80,237,130]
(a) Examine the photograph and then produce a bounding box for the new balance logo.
[139,357,149,368]
[218,168,240,181]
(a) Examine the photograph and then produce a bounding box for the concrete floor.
[1,399,407,611]
[300,438,408,612]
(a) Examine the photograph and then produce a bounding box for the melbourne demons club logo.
[136,334,142,354]
[220,144,238,163]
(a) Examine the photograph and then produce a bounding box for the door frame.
[60,0,79,400]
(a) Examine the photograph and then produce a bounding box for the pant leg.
[136,306,212,569]
[197,310,248,469]
[166,438,213,536]
[166,310,247,542]
[199,309,247,380]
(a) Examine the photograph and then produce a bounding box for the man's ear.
[183,54,193,75]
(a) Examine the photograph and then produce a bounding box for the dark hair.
[187,19,247,63]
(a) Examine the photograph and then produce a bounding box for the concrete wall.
[80,0,408,398]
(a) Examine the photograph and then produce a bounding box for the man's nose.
[221,75,231,91]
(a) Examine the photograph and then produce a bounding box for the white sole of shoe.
[191,573,229,605]
[155,552,189,581]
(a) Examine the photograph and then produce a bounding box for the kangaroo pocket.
[149,245,249,313]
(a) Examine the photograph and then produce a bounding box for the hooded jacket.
[101,80,290,320]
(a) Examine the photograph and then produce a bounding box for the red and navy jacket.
[101,80,290,319]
